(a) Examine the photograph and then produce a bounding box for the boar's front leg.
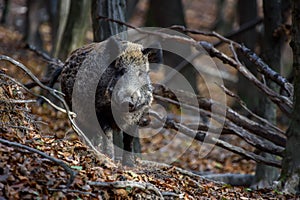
[122,127,137,166]
[103,126,115,160]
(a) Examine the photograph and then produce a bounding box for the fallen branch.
[88,180,164,199]
[48,188,96,197]
[200,41,292,115]
[0,137,76,187]
[0,99,36,104]
[238,44,293,97]
[149,110,281,168]
[201,173,254,187]
[154,93,284,156]
[153,84,286,147]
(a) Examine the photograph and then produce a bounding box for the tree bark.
[281,0,300,194]
[51,0,71,58]
[91,0,127,42]
[0,0,10,24]
[252,0,283,189]
[236,0,259,111]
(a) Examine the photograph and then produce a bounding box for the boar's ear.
[142,44,163,64]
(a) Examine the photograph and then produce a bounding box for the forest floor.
[0,0,296,199]
[0,24,297,199]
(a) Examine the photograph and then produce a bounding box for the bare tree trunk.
[236,0,259,111]
[281,0,300,194]
[91,0,127,42]
[0,0,10,24]
[42,0,88,106]
[252,0,283,189]
[51,0,71,58]
[24,0,45,50]
[58,0,90,60]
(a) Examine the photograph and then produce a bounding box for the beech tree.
[281,0,300,194]
[253,0,283,189]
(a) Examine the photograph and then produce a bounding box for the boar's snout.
[116,90,142,112]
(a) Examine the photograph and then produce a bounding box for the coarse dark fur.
[61,38,162,166]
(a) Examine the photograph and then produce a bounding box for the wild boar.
[60,38,162,166]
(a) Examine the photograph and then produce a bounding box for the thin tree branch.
[214,18,263,47]
[25,44,64,67]
[0,55,64,96]
[48,188,97,197]
[0,73,76,117]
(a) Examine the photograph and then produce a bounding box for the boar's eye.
[137,70,143,76]
[116,68,126,77]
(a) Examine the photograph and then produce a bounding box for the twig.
[0,137,76,187]
[48,188,96,197]
[161,191,184,198]
[0,99,36,104]
[0,73,76,117]
[88,180,164,199]
[139,160,224,185]
[0,123,35,131]
[0,55,64,96]
[97,15,136,29]
[214,18,263,47]
[25,44,64,67]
